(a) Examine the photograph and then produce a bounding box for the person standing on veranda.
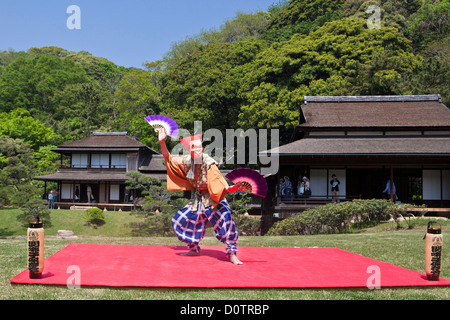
[330,174,341,203]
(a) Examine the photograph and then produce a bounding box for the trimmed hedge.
[266,199,424,236]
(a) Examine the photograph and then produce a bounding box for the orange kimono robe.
[165,153,228,210]
[167,153,239,256]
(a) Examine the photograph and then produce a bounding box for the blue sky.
[0,0,278,68]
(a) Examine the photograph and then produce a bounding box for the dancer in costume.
[156,128,244,265]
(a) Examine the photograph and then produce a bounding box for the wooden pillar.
[440,169,443,208]
[390,166,394,203]
[276,169,281,205]
[326,168,329,199]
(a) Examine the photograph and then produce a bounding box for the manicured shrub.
[129,211,174,236]
[83,208,105,228]
[232,213,261,236]
[266,199,424,236]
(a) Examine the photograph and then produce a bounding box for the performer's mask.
[180,134,203,160]
[190,141,203,160]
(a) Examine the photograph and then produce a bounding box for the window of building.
[91,154,110,168]
[72,153,88,168]
[110,184,120,201]
[111,154,127,169]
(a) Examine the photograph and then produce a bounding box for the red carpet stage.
[10,243,450,288]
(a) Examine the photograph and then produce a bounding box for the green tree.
[28,46,70,57]
[238,18,422,132]
[407,0,449,51]
[0,54,88,118]
[268,0,345,28]
[0,108,61,149]
[0,49,29,66]
[202,11,271,44]
[65,50,117,81]
[267,0,290,16]
[398,45,450,105]
[343,0,422,33]
[162,11,271,69]
[16,197,53,229]
[263,0,345,42]
[50,116,85,142]
[97,61,128,122]
[162,35,204,69]
[34,145,59,175]
[115,68,161,127]
[160,39,266,132]
[113,67,162,149]
[125,171,183,236]
[76,82,104,137]
[0,137,36,206]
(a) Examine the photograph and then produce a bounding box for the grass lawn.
[0,208,145,237]
[1,208,449,300]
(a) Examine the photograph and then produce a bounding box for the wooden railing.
[58,164,126,171]
[53,202,140,211]
[276,195,362,206]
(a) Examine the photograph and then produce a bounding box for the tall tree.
[0,108,61,149]
[97,61,128,122]
[407,0,449,51]
[263,0,345,42]
[163,11,271,68]
[76,82,102,137]
[0,136,35,206]
[202,11,271,43]
[0,54,88,119]
[0,49,29,67]
[238,18,422,131]
[160,39,266,132]
[115,68,161,124]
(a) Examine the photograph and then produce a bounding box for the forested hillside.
[0,0,448,205]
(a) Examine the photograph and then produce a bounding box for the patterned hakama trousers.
[172,199,238,256]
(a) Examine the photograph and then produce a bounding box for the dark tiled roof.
[301,96,450,128]
[139,155,167,171]
[53,133,157,153]
[33,171,167,182]
[270,137,450,155]
[33,172,131,182]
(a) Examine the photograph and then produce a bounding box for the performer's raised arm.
[156,127,170,162]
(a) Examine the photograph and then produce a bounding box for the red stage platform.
[10,243,450,288]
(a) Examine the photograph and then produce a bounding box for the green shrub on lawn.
[232,213,261,236]
[16,198,53,228]
[83,208,106,228]
[266,199,425,236]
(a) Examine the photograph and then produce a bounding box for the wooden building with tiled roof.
[262,94,450,218]
[34,132,166,210]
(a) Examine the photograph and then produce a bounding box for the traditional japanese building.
[262,94,450,218]
[34,132,166,210]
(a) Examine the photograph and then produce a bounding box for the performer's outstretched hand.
[226,181,245,193]
[155,127,167,141]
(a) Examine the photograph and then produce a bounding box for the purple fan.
[226,168,268,198]
[144,115,179,139]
